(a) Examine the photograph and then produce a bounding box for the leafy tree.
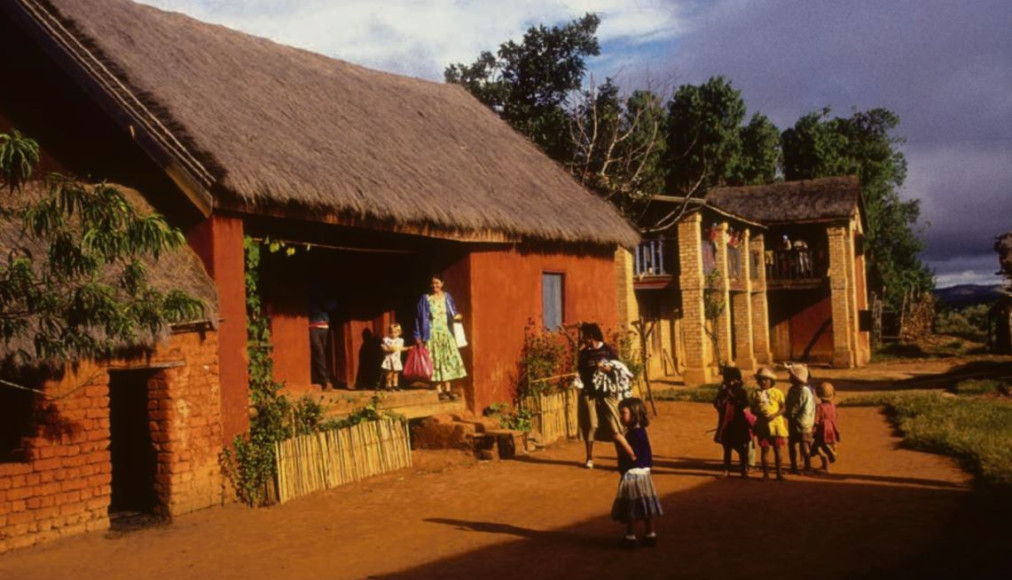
[782,107,933,307]
[445,13,600,161]
[663,76,780,196]
[664,76,744,196]
[0,130,205,368]
[737,113,782,185]
[569,79,667,217]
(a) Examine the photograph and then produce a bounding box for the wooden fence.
[520,388,580,445]
[273,418,412,503]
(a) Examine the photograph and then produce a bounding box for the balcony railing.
[765,248,827,282]
[634,238,672,277]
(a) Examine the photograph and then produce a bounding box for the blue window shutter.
[542,273,564,330]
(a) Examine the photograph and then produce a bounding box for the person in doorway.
[309,281,337,391]
[576,322,625,469]
[413,275,466,400]
[785,363,816,474]
[380,323,408,391]
[750,366,788,481]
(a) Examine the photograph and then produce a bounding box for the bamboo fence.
[520,388,580,445]
[273,418,412,503]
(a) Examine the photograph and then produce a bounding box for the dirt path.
[4,396,1007,580]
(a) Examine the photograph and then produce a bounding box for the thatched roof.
[0,181,219,365]
[6,0,639,248]
[706,176,862,225]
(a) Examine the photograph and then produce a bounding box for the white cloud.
[137,0,687,80]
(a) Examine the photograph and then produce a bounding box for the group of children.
[714,364,840,481]
[604,364,841,549]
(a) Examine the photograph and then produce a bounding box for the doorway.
[108,369,161,524]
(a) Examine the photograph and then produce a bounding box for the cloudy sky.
[140,0,1011,287]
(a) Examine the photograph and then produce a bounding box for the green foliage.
[653,386,720,403]
[663,76,780,196]
[446,13,600,160]
[223,241,395,505]
[517,319,577,398]
[569,80,668,216]
[610,328,643,384]
[782,107,932,308]
[703,269,727,366]
[935,304,990,343]
[483,402,533,432]
[0,130,39,192]
[0,131,205,365]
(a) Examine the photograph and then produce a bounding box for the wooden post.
[632,318,658,416]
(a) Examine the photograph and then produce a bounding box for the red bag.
[403,344,433,382]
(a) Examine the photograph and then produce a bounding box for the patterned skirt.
[611,468,663,523]
[427,324,466,382]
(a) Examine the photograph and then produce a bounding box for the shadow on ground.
[383,476,1010,579]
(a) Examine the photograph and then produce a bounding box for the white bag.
[453,321,468,348]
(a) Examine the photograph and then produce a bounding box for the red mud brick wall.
[146,331,224,517]
[464,246,619,413]
[0,331,222,554]
[0,361,112,554]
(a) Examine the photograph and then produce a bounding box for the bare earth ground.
[2,363,1011,579]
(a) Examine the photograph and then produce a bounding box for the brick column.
[614,247,640,345]
[678,214,711,385]
[713,222,733,368]
[732,229,757,371]
[844,222,864,365]
[828,226,856,368]
[750,233,773,364]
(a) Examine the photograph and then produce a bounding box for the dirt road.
[2,399,1009,579]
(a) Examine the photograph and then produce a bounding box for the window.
[542,273,564,330]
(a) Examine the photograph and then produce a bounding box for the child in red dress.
[812,382,841,472]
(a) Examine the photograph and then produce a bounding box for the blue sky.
[140,0,1012,287]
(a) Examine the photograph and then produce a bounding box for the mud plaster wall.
[0,331,222,554]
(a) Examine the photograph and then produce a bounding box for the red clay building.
[1,0,637,551]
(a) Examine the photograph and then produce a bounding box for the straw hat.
[787,363,810,384]
[817,382,836,400]
[755,366,776,381]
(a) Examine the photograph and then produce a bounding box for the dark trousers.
[310,327,331,386]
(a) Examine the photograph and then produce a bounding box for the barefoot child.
[380,323,407,391]
[785,364,815,474]
[713,367,754,478]
[750,367,788,481]
[611,397,663,547]
[812,382,841,471]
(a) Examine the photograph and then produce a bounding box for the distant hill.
[933,284,1003,308]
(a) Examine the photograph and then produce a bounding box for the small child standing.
[611,397,663,548]
[812,382,841,472]
[380,323,407,391]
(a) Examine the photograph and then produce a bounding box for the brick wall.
[0,329,222,554]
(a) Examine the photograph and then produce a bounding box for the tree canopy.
[782,107,933,306]
[447,18,931,305]
[0,130,205,367]
[445,13,600,161]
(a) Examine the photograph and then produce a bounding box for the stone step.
[281,387,466,420]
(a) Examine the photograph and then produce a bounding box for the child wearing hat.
[812,382,841,471]
[785,363,815,474]
[750,366,788,481]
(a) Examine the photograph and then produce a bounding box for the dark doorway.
[108,369,159,519]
